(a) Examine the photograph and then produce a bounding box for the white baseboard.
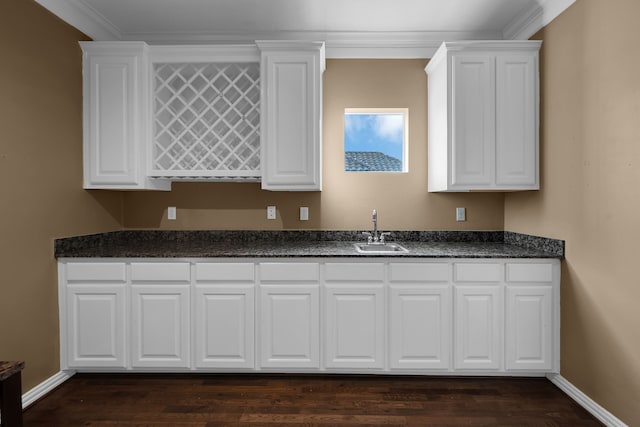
[22,370,75,409]
[547,373,628,427]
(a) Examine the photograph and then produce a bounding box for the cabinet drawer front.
[66,262,126,282]
[506,263,553,283]
[259,263,319,282]
[130,263,190,282]
[196,263,254,282]
[324,263,385,282]
[454,263,503,282]
[389,263,449,282]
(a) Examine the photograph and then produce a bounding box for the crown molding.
[34,0,576,58]
[124,30,501,59]
[503,0,577,40]
[34,0,121,40]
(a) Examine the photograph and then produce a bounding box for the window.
[344,108,408,173]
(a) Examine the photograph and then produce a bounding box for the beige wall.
[124,59,505,230]
[0,0,123,391]
[505,0,640,424]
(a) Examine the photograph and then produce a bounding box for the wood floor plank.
[22,374,603,426]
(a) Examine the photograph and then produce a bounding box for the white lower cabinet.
[325,284,385,369]
[62,262,128,369]
[130,263,191,368]
[454,285,502,370]
[389,262,451,370]
[453,262,503,370]
[194,263,255,369]
[324,263,385,369]
[65,284,127,368]
[505,262,555,371]
[259,263,320,368]
[259,285,320,368]
[195,285,255,369]
[59,258,559,375]
[131,285,190,368]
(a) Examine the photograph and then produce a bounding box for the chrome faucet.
[363,209,390,244]
[372,208,378,241]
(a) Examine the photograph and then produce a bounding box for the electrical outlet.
[168,206,177,220]
[300,207,309,221]
[456,207,466,222]
[267,206,276,220]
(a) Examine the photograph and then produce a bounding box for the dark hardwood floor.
[22,374,603,426]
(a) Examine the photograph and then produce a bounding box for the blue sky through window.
[344,112,405,162]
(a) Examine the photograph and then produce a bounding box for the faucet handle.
[362,231,373,244]
[379,232,391,243]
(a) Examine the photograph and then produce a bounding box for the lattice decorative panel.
[152,62,261,178]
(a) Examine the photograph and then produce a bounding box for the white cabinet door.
[195,285,255,369]
[257,41,325,191]
[80,42,169,190]
[66,284,127,368]
[259,285,320,368]
[505,286,552,371]
[131,285,190,368]
[324,284,385,369]
[496,54,538,188]
[194,262,255,369]
[454,285,502,370]
[451,54,495,188]
[389,284,451,370]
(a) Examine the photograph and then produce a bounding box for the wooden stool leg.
[0,372,23,427]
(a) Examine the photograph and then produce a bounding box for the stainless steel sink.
[354,242,409,254]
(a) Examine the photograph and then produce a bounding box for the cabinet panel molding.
[454,285,502,370]
[324,284,385,369]
[131,285,190,368]
[66,284,127,368]
[259,284,320,368]
[390,284,451,369]
[496,55,538,187]
[505,286,552,370]
[195,285,255,368]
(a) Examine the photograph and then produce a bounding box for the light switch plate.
[456,207,466,222]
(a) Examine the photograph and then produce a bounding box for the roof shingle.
[345,151,402,172]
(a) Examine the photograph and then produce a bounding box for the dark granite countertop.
[54,230,564,259]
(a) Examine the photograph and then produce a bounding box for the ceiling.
[35,0,575,57]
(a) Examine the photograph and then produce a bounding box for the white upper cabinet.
[80,42,170,190]
[425,41,541,192]
[257,41,325,191]
[81,41,324,191]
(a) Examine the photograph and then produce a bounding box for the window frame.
[344,107,409,173]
